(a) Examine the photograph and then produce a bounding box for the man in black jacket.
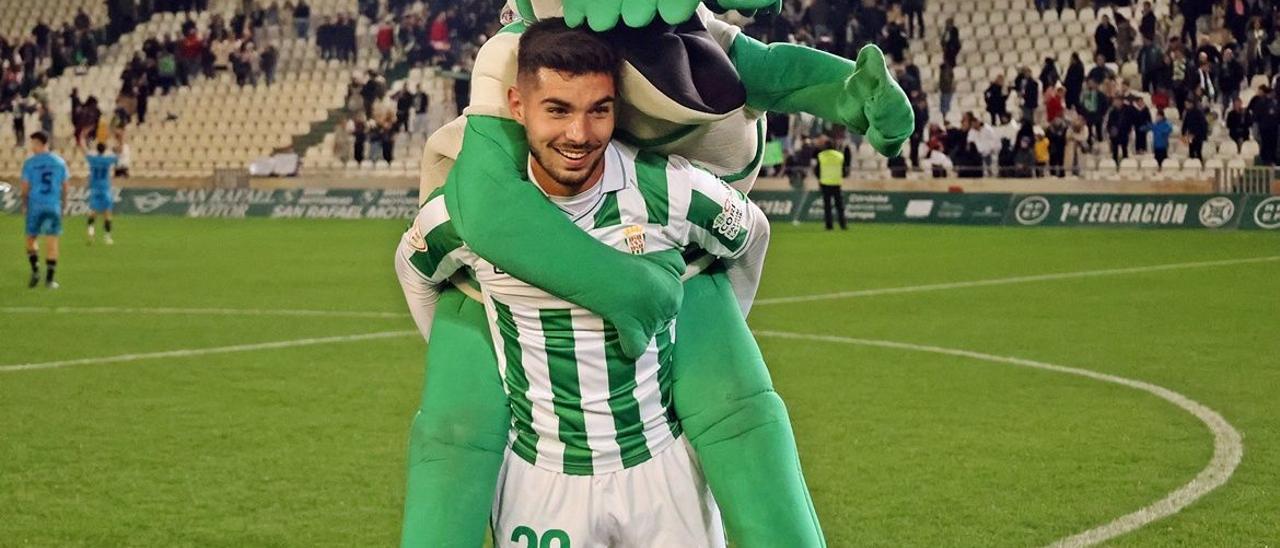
[1181,99,1209,162]
[985,75,1009,124]
[1225,98,1252,153]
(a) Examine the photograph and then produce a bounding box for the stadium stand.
[1,0,1275,190]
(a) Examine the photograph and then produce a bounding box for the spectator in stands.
[1087,53,1113,85]
[1017,67,1039,123]
[1139,2,1157,43]
[349,114,366,163]
[1131,96,1152,154]
[260,43,277,86]
[1244,18,1269,78]
[1047,116,1068,176]
[902,0,926,39]
[231,42,255,86]
[74,9,92,33]
[1190,54,1217,108]
[381,114,396,163]
[1115,14,1137,65]
[1137,35,1164,92]
[1151,109,1174,169]
[1226,98,1252,153]
[74,96,101,149]
[1064,53,1085,111]
[1181,99,1209,162]
[37,101,53,143]
[1216,47,1245,116]
[1096,15,1118,63]
[10,98,28,147]
[909,90,929,170]
[317,16,334,59]
[880,17,909,64]
[294,0,311,39]
[430,11,451,59]
[941,18,961,67]
[453,76,469,120]
[1067,114,1089,175]
[1251,86,1279,165]
[1080,80,1107,145]
[1104,96,1132,166]
[967,116,1000,177]
[984,75,1008,124]
[178,29,203,85]
[412,84,429,135]
[951,113,981,178]
[361,71,385,120]
[1045,84,1065,123]
[938,61,955,120]
[394,86,413,134]
[378,18,396,71]
[1039,57,1060,91]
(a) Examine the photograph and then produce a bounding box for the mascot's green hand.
[844,44,914,158]
[563,0,699,30]
[704,0,781,17]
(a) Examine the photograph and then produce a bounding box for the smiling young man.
[395,19,773,547]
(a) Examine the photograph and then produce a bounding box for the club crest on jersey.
[408,216,428,252]
[623,225,645,254]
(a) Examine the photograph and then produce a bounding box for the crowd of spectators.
[325,0,500,164]
[745,0,1280,178]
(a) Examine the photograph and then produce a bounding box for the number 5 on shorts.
[510,525,571,548]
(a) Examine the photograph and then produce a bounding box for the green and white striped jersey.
[398,141,763,475]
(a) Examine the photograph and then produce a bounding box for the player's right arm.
[394,194,468,341]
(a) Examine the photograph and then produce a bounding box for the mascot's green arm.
[442,115,684,359]
[730,35,915,157]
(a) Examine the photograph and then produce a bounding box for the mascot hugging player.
[400,1,913,545]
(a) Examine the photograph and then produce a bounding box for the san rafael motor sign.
[1008,194,1247,229]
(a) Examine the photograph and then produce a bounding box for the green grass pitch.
[1,215,1277,546]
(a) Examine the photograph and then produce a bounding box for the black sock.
[88,217,95,227]
[104,219,112,233]
[28,252,38,273]
[45,259,56,283]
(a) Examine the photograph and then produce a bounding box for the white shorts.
[491,436,725,548]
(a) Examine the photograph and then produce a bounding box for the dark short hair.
[29,131,48,145]
[97,143,107,154]
[517,18,619,87]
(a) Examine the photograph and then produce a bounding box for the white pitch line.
[753,330,1244,548]
[0,330,418,373]
[0,306,409,319]
[754,255,1280,306]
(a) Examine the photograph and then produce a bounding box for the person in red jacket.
[376,18,395,70]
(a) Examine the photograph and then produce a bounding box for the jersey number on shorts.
[510,525,570,548]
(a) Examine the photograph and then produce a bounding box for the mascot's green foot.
[845,44,914,158]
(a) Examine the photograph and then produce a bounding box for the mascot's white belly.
[420,5,765,199]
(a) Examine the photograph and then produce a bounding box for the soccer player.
[85,143,118,244]
[395,21,770,546]
[19,131,70,288]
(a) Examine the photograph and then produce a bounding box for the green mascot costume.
[400,1,914,546]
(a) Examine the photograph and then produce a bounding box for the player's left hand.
[563,0,701,31]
